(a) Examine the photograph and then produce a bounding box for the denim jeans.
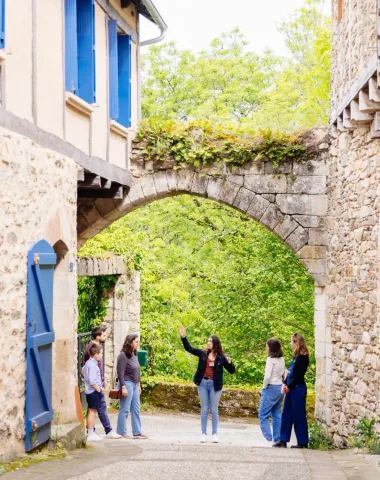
[197,378,222,435]
[258,384,283,442]
[116,381,142,436]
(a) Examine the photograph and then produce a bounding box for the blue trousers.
[116,381,142,436]
[197,379,222,435]
[97,393,112,434]
[259,385,283,442]
[280,384,308,445]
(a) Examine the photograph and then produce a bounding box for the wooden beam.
[80,173,101,188]
[343,108,356,130]
[350,100,373,122]
[121,0,132,7]
[368,77,380,102]
[77,167,85,182]
[78,184,124,199]
[101,178,112,189]
[359,90,380,113]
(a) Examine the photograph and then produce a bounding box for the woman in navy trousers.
[273,333,310,449]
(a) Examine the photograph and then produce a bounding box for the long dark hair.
[266,338,283,358]
[207,334,224,355]
[121,333,138,359]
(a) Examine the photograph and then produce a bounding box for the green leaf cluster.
[141,0,330,131]
[77,275,118,333]
[136,119,308,170]
[79,196,315,387]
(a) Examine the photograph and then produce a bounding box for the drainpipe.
[139,0,168,47]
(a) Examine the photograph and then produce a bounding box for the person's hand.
[179,325,186,337]
[225,355,232,364]
[138,384,142,395]
[122,386,128,397]
[101,387,105,395]
[282,385,289,394]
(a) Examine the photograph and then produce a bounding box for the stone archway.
[77,130,332,426]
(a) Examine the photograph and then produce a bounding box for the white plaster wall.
[91,4,108,160]
[0,127,79,461]
[109,131,127,168]
[66,106,90,155]
[4,0,33,120]
[36,0,64,137]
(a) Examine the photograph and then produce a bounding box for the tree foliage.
[141,0,330,130]
[77,275,118,333]
[79,196,315,387]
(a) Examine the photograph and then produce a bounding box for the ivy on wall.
[135,119,309,170]
[77,275,118,333]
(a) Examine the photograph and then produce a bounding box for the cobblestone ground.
[2,414,380,480]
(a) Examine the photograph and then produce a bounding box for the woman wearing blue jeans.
[179,325,235,443]
[116,334,148,439]
[259,338,286,444]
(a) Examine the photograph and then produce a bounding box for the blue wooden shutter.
[108,20,119,120]
[65,0,78,93]
[77,0,96,103]
[0,0,5,49]
[117,35,132,127]
[25,240,56,452]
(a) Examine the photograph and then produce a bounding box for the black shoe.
[273,441,287,448]
[290,444,308,449]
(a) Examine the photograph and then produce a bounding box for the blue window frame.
[108,19,132,128]
[65,0,96,103]
[0,0,6,49]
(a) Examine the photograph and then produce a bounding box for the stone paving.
[2,413,379,480]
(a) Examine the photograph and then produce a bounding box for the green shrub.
[308,422,333,450]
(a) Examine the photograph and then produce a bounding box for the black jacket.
[181,336,235,391]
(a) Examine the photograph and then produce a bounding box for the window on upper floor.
[108,19,132,128]
[0,0,5,49]
[65,0,96,104]
[337,0,343,23]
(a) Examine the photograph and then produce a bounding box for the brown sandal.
[133,433,148,439]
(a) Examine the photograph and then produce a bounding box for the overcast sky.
[140,0,331,56]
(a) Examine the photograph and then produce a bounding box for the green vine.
[135,119,309,170]
[77,275,118,333]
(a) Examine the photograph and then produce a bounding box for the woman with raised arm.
[179,325,235,444]
[258,338,286,444]
[273,333,310,449]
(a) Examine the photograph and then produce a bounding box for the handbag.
[109,377,122,400]
[109,388,122,400]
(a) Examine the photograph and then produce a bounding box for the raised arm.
[179,325,203,357]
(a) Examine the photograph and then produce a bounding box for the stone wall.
[330,0,377,115]
[0,127,79,461]
[140,381,316,420]
[77,257,141,393]
[103,272,141,391]
[323,128,380,445]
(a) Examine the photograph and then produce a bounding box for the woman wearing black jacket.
[179,325,235,443]
[273,333,310,449]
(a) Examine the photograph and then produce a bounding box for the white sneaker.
[87,433,103,442]
[200,434,207,443]
[212,434,219,443]
[106,430,121,439]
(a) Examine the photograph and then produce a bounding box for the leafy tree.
[79,196,315,387]
[142,28,278,122]
[141,0,330,130]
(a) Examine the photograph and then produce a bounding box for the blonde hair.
[292,333,309,356]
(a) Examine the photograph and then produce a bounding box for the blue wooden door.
[25,240,56,451]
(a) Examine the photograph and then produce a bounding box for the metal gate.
[25,240,56,451]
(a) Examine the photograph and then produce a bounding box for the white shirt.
[263,356,286,388]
